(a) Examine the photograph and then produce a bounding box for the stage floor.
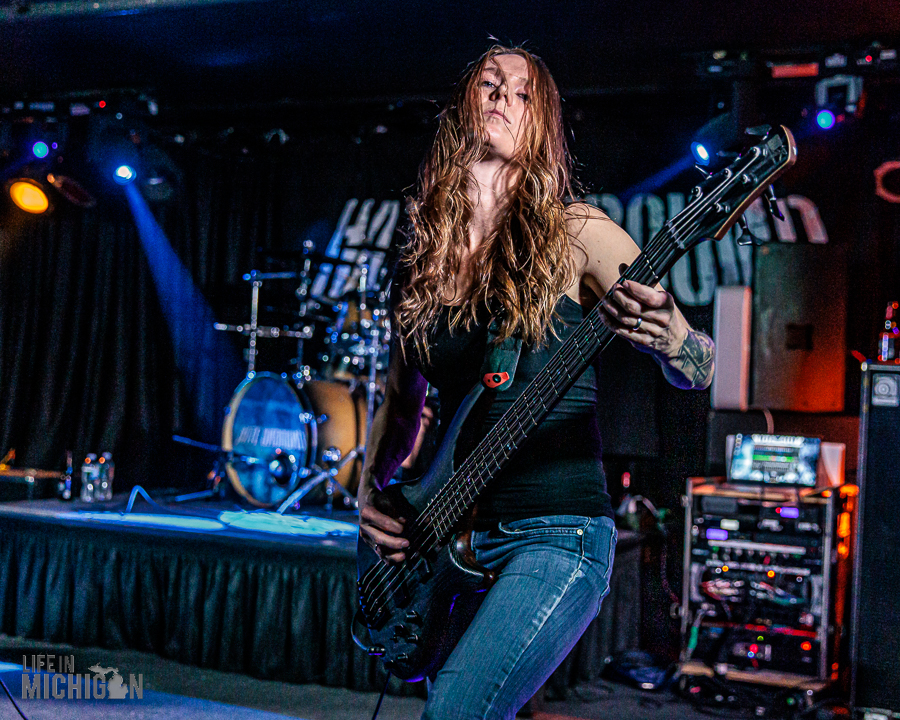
[0,493,642,698]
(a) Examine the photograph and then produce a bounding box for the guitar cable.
[369,671,392,720]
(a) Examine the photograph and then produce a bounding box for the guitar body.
[356,528,487,681]
[357,383,495,681]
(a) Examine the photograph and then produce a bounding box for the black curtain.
[0,148,283,490]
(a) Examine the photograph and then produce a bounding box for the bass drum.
[222,373,367,507]
[303,380,367,496]
[222,373,314,508]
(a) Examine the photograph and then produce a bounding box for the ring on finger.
[633,317,643,330]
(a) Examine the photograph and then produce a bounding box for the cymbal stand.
[168,435,229,502]
[213,270,311,375]
[292,240,318,385]
[356,254,381,439]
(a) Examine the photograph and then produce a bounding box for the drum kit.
[205,241,393,513]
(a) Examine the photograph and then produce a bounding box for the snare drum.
[222,373,367,507]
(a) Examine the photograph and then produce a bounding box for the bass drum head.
[303,380,367,495]
[222,373,314,507]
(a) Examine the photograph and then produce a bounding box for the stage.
[0,493,642,698]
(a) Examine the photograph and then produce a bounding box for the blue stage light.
[691,142,711,165]
[32,141,50,159]
[113,164,137,184]
[816,109,836,130]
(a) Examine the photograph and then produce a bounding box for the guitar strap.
[449,316,522,466]
[479,316,522,392]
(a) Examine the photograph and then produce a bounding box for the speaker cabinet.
[851,363,900,712]
[752,243,847,412]
[711,286,752,411]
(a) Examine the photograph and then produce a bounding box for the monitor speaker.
[752,243,847,412]
[851,363,900,712]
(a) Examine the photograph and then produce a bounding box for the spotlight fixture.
[814,74,863,124]
[690,80,759,167]
[8,178,50,214]
[690,112,743,166]
[47,173,96,209]
[815,109,836,130]
[113,164,136,185]
[691,142,711,165]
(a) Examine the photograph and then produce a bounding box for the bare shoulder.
[565,201,643,297]
[564,201,610,232]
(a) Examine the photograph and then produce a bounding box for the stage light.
[32,141,50,159]
[691,142,711,165]
[689,82,758,168]
[113,164,136,184]
[816,109,836,130]
[8,179,50,214]
[690,113,741,166]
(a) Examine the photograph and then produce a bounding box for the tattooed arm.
[652,329,716,390]
[566,204,715,390]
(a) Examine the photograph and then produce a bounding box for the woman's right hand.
[357,478,409,563]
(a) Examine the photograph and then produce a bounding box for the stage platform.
[0,493,641,697]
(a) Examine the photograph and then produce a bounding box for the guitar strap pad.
[479,317,522,393]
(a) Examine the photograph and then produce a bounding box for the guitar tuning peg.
[735,215,764,246]
[694,164,712,179]
[764,186,785,221]
[716,151,740,160]
[745,124,772,138]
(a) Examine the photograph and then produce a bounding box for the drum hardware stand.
[213,269,312,375]
[353,253,386,439]
[275,445,362,514]
[292,240,319,385]
[170,434,265,502]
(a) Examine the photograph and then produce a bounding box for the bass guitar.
[356,125,797,681]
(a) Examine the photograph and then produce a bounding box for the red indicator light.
[865,55,873,63]
[749,644,759,653]
[99,100,107,108]
[801,641,812,651]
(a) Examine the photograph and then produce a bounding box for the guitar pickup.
[415,556,433,581]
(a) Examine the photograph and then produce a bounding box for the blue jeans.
[421,515,617,720]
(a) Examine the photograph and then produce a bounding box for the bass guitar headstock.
[671,125,798,255]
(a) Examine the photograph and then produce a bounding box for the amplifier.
[851,363,900,712]
[681,479,855,685]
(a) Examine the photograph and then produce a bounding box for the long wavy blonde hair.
[395,45,577,361]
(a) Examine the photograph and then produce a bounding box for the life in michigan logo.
[20,654,143,700]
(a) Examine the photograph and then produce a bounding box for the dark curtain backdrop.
[0,149,284,489]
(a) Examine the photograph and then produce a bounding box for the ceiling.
[2,0,899,115]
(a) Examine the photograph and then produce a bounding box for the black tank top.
[416,294,614,526]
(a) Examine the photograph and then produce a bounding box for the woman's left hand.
[599,279,688,358]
